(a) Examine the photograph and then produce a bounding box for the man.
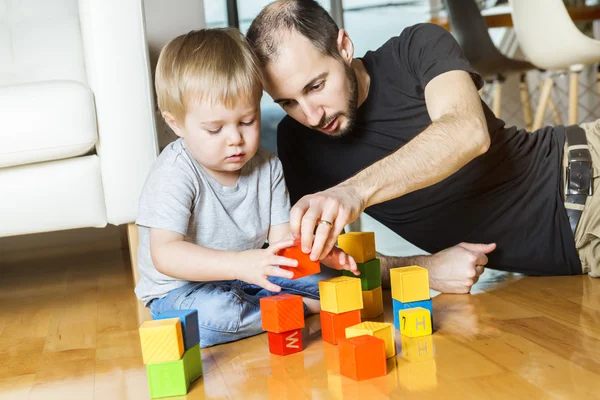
[246,0,600,293]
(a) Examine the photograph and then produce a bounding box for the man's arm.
[294,70,490,260]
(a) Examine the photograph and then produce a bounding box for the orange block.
[268,329,303,356]
[260,294,305,333]
[278,245,321,279]
[320,309,361,345]
[339,335,387,381]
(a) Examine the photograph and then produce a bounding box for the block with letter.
[278,244,321,279]
[345,321,396,358]
[390,266,429,303]
[342,258,381,291]
[339,335,387,381]
[361,285,384,319]
[260,294,305,333]
[154,309,200,350]
[319,276,363,314]
[320,309,361,345]
[400,307,432,338]
[267,329,303,356]
[392,298,433,330]
[401,336,435,362]
[146,344,203,398]
[139,318,184,364]
[337,232,376,263]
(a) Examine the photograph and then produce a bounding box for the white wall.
[0,0,206,264]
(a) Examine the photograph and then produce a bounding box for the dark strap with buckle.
[564,125,593,234]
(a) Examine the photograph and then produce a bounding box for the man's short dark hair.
[246,0,340,66]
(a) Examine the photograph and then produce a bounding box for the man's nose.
[301,100,324,128]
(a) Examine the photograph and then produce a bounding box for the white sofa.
[0,0,158,263]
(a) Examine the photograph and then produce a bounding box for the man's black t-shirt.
[277,23,581,275]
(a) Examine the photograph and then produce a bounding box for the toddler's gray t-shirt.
[134,139,291,305]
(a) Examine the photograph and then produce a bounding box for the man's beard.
[317,63,359,138]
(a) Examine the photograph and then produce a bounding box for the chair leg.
[493,79,503,117]
[533,77,554,131]
[519,73,533,130]
[548,94,563,126]
[127,223,150,324]
[569,69,580,125]
[597,64,600,103]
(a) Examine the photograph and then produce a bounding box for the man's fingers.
[289,198,310,239]
[300,208,322,253]
[310,223,333,261]
[318,217,347,260]
[459,242,497,254]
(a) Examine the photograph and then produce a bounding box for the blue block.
[392,299,433,330]
[154,309,200,350]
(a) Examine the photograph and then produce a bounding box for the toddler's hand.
[321,247,359,276]
[238,239,298,292]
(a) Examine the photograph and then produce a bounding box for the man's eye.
[280,101,292,108]
[311,81,324,91]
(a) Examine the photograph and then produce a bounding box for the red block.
[268,329,303,356]
[320,309,362,345]
[339,335,387,381]
[278,245,321,279]
[260,294,305,333]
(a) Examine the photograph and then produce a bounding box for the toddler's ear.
[162,111,183,138]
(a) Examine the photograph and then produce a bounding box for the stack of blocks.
[260,294,305,356]
[390,266,433,337]
[338,232,384,319]
[318,275,363,345]
[138,309,203,398]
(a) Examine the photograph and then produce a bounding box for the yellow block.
[337,232,376,263]
[399,307,432,338]
[139,318,184,364]
[390,266,429,303]
[361,286,383,319]
[345,321,396,358]
[401,336,435,362]
[319,276,363,314]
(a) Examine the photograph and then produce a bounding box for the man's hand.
[290,182,365,261]
[321,246,360,276]
[422,242,496,294]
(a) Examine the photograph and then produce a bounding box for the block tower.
[390,266,433,337]
[318,275,363,345]
[260,294,305,356]
[139,309,203,398]
[338,232,383,319]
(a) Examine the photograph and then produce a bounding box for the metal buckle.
[565,161,593,196]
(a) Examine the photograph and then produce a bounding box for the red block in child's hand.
[268,329,303,356]
[278,245,321,279]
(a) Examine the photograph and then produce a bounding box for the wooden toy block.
[319,276,363,314]
[337,232,376,263]
[267,328,303,356]
[260,294,305,333]
[390,266,429,303]
[399,307,433,338]
[342,258,381,290]
[146,343,202,398]
[278,244,321,279]
[392,298,433,329]
[345,321,396,358]
[139,318,184,364]
[401,336,435,362]
[320,309,361,345]
[339,335,387,381]
[154,309,200,350]
[361,286,384,319]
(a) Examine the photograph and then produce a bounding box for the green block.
[343,258,381,291]
[147,344,203,398]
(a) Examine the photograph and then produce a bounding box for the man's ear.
[162,111,184,138]
[336,29,354,64]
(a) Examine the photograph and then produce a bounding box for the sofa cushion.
[0,80,97,168]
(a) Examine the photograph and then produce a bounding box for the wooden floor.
[1,249,600,399]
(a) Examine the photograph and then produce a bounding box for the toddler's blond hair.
[155,28,263,122]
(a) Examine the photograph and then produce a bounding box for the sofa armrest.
[78,0,159,225]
